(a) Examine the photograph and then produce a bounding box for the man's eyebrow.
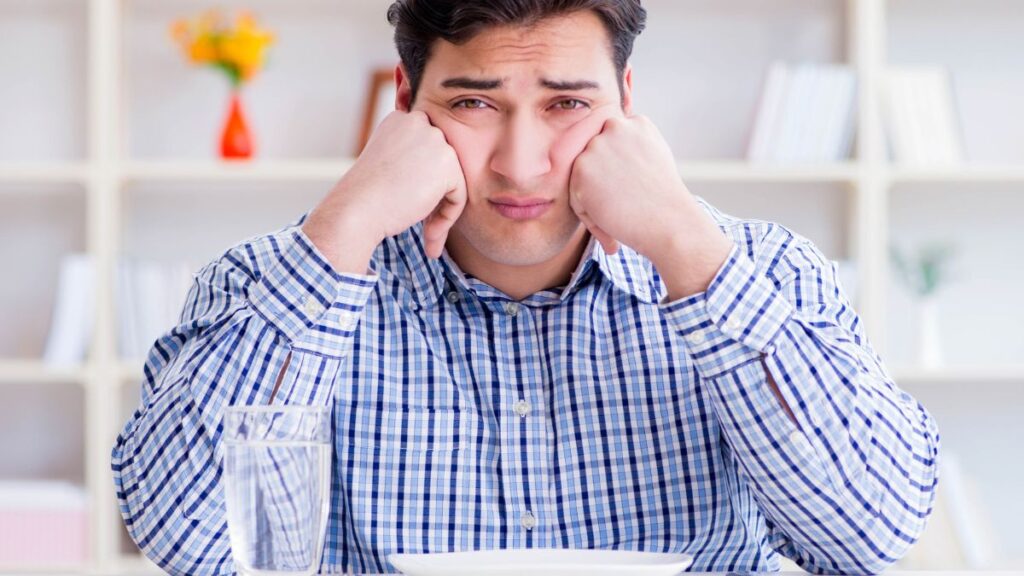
[540,78,600,91]
[439,77,601,91]
[441,77,503,90]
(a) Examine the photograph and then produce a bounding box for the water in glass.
[223,406,331,576]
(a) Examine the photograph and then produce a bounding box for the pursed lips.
[488,197,554,221]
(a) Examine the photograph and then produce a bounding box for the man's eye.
[452,99,489,110]
[554,99,589,111]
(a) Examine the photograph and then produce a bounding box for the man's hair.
[386,0,647,104]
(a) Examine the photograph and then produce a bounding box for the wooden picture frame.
[355,66,398,155]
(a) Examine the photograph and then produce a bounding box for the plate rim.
[387,548,694,571]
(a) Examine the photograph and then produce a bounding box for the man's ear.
[395,63,413,112]
[621,64,634,116]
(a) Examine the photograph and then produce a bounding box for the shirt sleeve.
[110,223,376,575]
[661,229,941,575]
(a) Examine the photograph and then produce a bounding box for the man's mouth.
[488,197,554,221]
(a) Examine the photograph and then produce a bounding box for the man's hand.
[565,113,735,299]
[303,110,467,274]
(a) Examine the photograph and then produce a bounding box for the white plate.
[387,548,693,576]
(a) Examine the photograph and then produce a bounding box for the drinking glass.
[223,405,332,576]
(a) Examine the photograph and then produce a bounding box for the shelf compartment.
[0,382,86,485]
[0,185,87,359]
[121,159,354,183]
[888,163,1024,183]
[0,0,87,163]
[0,163,90,185]
[0,360,87,386]
[679,161,859,182]
[893,366,1024,384]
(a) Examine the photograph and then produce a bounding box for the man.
[112,1,940,574]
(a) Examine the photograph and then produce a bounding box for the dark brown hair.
[386,0,647,103]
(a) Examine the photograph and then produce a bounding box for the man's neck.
[445,229,591,301]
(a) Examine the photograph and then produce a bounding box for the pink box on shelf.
[0,481,88,567]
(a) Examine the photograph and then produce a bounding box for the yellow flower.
[169,9,274,86]
[218,12,275,81]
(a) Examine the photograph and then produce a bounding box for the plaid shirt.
[112,199,940,575]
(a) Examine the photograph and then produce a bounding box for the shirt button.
[789,429,805,444]
[521,511,536,530]
[725,318,743,332]
[504,302,519,317]
[514,399,530,418]
[687,331,706,345]
[303,295,323,317]
[446,291,460,304]
[338,312,358,331]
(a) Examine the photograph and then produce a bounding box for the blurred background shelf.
[677,161,859,182]
[0,360,88,386]
[888,163,1024,183]
[120,158,355,183]
[893,366,1024,384]
[0,163,91,185]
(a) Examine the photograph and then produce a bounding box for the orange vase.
[220,90,254,159]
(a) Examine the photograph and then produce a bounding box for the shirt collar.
[382,224,663,309]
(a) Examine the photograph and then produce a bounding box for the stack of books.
[43,255,193,365]
[0,481,88,567]
[883,66,965,165]
[746,61,858,163]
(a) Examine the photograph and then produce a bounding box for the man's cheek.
[444,133,491,177]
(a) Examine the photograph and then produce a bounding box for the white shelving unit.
[1,0,1022,573]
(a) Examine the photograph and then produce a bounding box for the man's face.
[401,10,632,269]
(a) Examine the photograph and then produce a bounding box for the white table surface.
[68,565,1019,569]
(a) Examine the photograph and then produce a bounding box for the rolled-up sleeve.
[662,229,941,575]
[111,222,376,575]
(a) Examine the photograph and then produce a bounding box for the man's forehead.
[423,12,615,89]
[460,10,610,52]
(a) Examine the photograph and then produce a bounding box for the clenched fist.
[303,110,468,274]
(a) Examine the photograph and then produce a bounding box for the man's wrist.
[301,199,383,275]
[651,216,734,301]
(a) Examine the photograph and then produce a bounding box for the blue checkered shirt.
[112,199,940,575]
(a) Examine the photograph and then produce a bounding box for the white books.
[746,61,789,162]
[43,254,95,366]
[747,62,857,163]
[116,259,194,360]
[44,256,193,364]
[883,66,964,165]
[775,63,814,162]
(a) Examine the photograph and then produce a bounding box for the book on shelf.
[43,256,193,365]
[883,66,965,166]
[42,254,95,366]
[746,61,857,164]
[0,481,88,566]
[117,259,194,360]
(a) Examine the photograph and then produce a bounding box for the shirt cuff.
[247,227,377,358]
[660,244,794,379]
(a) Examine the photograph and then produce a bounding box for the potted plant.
[891,242,956,369]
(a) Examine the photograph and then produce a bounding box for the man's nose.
[489,114,553,187]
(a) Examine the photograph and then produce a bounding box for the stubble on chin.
[451,211,585,268]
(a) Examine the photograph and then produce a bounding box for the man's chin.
[476,231,588,268]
